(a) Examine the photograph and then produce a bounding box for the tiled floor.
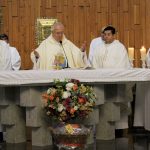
[0,138,149,150]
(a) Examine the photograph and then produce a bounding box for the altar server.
[0,40,13,141]
[146,48,150,68]
[133,49,150,128]
[0,34,21,70]
[0,40,12,70]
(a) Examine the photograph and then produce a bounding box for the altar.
[0,68,150,146]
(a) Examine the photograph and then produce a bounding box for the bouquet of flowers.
[42,79,97,122]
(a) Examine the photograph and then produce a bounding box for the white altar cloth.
[0,68,150,86]
[0,68,150,145]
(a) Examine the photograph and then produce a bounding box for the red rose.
[49,95,54,101]
[73,84,78,91]
[70,108,76,114]
[78,97,86,104]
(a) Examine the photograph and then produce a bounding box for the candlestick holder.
[141,58,146,68]
[129,58,134,68]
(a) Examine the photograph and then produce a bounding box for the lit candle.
[140,46,146,60]
[128,47,134,60]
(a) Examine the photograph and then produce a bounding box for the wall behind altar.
[0,0,150,69]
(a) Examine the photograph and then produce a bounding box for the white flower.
[66,83,74,88]
[62,91,71,99]
[58,104,64,112]
[47,88,51,94]
[66,83,74,91]
[46,111,51,115]
[66,87,71,91]
[74,106,78,110]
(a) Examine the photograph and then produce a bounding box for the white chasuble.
[91,40,130,69]
[0,40,12,70]
[31,35,87,70]
[90,40,131,130]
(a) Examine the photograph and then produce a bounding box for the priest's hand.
[81,41,86,52]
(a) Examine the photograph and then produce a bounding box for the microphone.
[59,41,69,68]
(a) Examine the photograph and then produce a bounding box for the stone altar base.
[0,83,132,146]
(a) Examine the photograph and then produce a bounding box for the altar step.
[0,138,149,150]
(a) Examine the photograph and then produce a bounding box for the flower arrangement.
[42,79,97,122]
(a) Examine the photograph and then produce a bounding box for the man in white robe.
[133,49,150,128]
[0,34,21,70]
[0,35,21,141]
[90,27,130,69]
[0,40,13,141]
[146,48,150,68]
[89,26,131,140]
[31,22,87,70]
[0,40,12,70]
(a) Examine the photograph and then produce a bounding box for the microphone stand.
[59,41,69,68]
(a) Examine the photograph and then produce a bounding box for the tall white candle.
[128,47,134,60]
[140,46,146,60]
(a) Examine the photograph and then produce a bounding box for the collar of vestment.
[47,34,68,46]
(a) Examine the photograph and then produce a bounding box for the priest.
[146,48,150,68]
[0,34,21,70]
[90,26,130,68]
[31,22,87,70]
[0,40,13,142]
[0,40,12,70]
[133,49,150,128]
[89,26,132,140]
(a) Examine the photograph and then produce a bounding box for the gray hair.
[51,22,64,32]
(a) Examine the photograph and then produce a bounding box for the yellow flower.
[60,111,67,117]
[65,124,74,134]
[80,105,87,110]
[80,84,87,93]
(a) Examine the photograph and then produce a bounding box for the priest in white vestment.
[89,26,131,133]
[0,34,21,70]
[31,22,87,70]
[0,40,12,70]
[133,48,150,128]
[90,28,130,69]
[9,45,21,70]
[0,40,13,141]
[146,48,150,68]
